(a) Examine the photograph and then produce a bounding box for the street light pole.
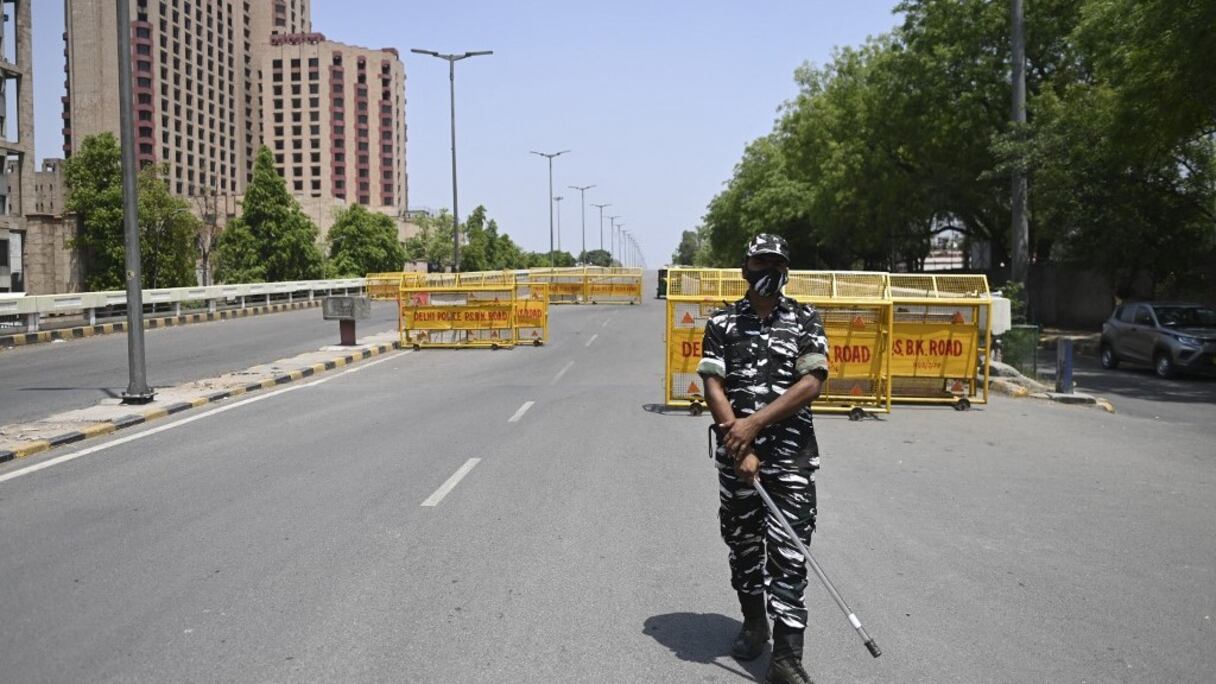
[411,48,493,273]
[569,184,595,263]
[1009,0,1029,291]
[531,150,570,269]
[116,0,153,404]
[606,215,620,264]
[554,195,564,254]
[591,202,610,255]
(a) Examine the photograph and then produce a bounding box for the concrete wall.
[22,214,82,295]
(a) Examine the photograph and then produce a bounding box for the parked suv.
[1100,302,1216,378]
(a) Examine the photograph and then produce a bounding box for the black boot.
[729,592,770,661]
[765,625,813,684]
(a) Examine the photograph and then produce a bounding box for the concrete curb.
[990,375,1115,413]
[0,300,322,349]
[0,340,400,465]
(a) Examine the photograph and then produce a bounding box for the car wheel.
[1154,352,1176,379]
[1099,344,1119,370]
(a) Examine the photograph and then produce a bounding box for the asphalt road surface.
[1036,352,1216,426]
[0,302,400,426]
[1,293,1213,682]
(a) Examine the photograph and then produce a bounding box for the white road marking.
[508,401,535,423]
[585,333,599,347]
[421,458,481,507]
[601,319,611,328]
[550,361,574,385]
[0,351,407,485]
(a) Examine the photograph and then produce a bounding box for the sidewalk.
[0,331,402,463]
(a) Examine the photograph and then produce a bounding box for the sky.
[32,1,906,268]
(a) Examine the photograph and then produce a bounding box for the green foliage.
[526,251,576,268]
[581,249,613,267]
[326,204,406,277]
[703,0,1216,291]
[138,165,198,288]
[64,133,127,290]
[64,134,197,290]
[403,205,532,272]
[216,147,324,283]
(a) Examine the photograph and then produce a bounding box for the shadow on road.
[643,612,765,682]
[18,386,123,399]
[1038,355,1216,405]
[641,403,702,417]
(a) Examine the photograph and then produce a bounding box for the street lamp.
[530,150,570,269]
[569,184,595,263]
[606,215,620,263]
[411,48,493,273]
[616,223,627,266]
[553,195,564,254]
[623,230,632,267]
[591,202,610,255]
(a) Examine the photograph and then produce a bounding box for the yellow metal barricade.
[664,268,893,418]
[513,282,550,345]
[366,272,405,301]
[586,269,643,304]
[888,274,992,408]
[399,273,517,349]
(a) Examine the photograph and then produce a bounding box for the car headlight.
[1175,335,1201,347]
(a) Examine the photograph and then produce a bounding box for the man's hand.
[734,450,760,485]
[721,416,762,458]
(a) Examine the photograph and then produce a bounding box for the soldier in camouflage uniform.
[698,234,829,684]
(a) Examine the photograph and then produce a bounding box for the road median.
[0,331,401,464]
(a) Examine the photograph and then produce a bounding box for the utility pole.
[1010,0,1030,291]
[411,49,493,272]
[591,202,610,255]
[569,185,595,263]
[117,0,153,404]
[606,216,621,264]
[554,195,564,254]
[530,150,569,269]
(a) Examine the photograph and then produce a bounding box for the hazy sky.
[32,1,905,266]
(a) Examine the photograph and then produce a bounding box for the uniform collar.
[736,295,795,316]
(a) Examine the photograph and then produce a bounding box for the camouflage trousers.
[716,449,817,632]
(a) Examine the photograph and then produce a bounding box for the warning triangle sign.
[951,380,965,393]
[531,331,539,337]
[849,384,864,397]
[491,331,499,338]
[851,315,867,330]
[951,311,965,324]
[687,381,702,396]
[681,312,695,325]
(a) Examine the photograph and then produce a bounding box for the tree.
[327,204,406,277]
[64,133,125,290]
[64,134,197,290]
[526,251,575,268]
[137,165,198,289]
[581,249,613,267]
[404,210,455,272]
[215,147,324,283]
[192,187,232,286]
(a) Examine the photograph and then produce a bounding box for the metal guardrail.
[0,279,367,333]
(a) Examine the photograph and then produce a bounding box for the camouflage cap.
[744,233,791,262]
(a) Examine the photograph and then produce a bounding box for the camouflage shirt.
[697,295,830,466]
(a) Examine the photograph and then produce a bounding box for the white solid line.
[550,361,574,385]
[585,333,599,347]
[421,458,481,507]
[0,350,407,486]
[601,319,611,328]
[508,400,535,423]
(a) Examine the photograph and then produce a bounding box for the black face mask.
[744,266,788,297]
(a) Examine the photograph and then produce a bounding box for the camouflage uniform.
[698,293,829,633]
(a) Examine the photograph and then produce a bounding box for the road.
[1,293,1213,682]
[1036,351,1216,426]
[0,303,399,426]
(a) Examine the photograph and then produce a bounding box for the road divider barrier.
[664,267,992,418]
[513,283,550,345]
[399,273,518,349]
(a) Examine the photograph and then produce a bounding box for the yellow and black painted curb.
[0,301,322,349]
[0,340,401,465]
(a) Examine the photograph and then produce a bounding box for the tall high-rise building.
[61,0,406,224]
[0,0,35,293]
